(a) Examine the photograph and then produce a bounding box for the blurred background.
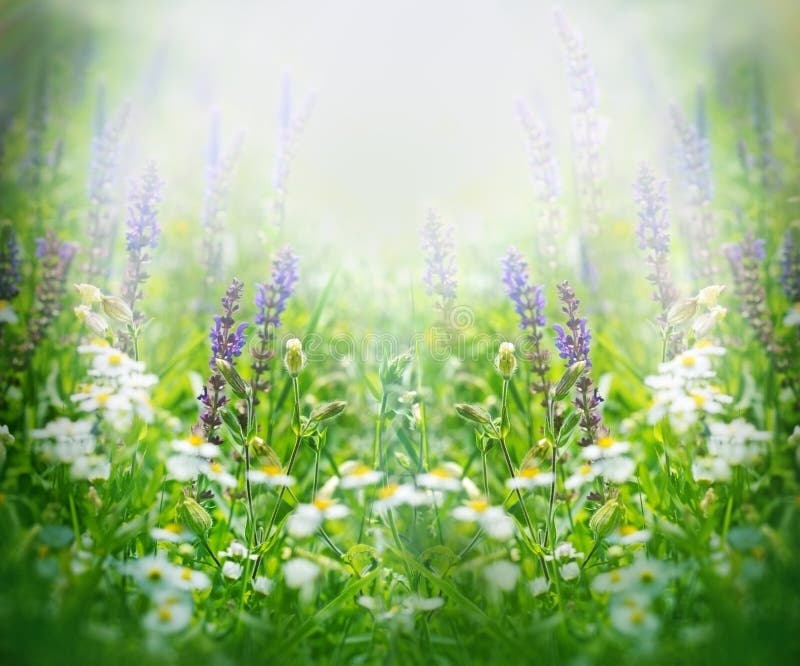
[2,0,799,304]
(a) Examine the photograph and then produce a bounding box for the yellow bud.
[284,338,306,377]
[495,341,517,379]
[589,496,625,537]
[101,295,133,324]
[667,298,698,326]
[695,284,726,309]
[73,283,104,305]
[177,496,213,534]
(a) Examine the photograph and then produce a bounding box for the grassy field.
[1,1,799,664]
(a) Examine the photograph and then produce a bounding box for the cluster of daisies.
[32,340,157,480]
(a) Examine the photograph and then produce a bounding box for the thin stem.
[312,448,321,501]
[264,379,303,540]
[581,538,601,570]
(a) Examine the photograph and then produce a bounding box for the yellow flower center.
[691,392,708,407]
[147,567,162,581]
[378,484,399,500]
[188,433,205,447]
[620,524,637,536]
[96,392,111,406]
[520,467,541,478]
[467,499,489,513]
[209,462,223,474]
[681,354,696,367]
[313,498,333,510]
[598,435,614,449]
[430,467,452,478]
[610,570,621,583]
[108,353,123,366]
[158,607,173,622]
[695,339,713,348]
[351,464,373,476]
[640,570,655,584]
[165,523,182,534]
[630,609,646,625]
[579,464,592,476]
[261,464,281,476]
[0,300,7,310]
[180,568,193,581]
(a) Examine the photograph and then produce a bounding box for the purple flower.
[780,232,800,303]
[200,111,243,293]
[84,101,130,285]
[516,101,563,273]
[724,232,779,356]
[125,162,163,255]
[209,277,247,368]
[198,277,248,445]
[634,164,678,316]
[554,8,603,238]
[502,247,550,398]
[254,247,299,328]
[121,162,163,331]
[251,247,299,395]
[0,225,21,301]
[421,209,457,320]
[553,282,591,368]
[672,105,718,283]
[554,280,605,447]
[14,232,77,372]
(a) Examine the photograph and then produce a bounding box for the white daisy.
[283,557,320,589]
[451,500,515,541]
[483,560,521,591]
[248,463,295,487]
[286,499,350,539]
[339,462,383,489]
[506,465,555,490]
[416,464,463,492]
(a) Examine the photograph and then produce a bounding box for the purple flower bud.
[421,209,457,320]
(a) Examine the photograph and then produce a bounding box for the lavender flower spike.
[14,232,77,372]
[121,162,163,325]
[200,110,243,294]
[634,164,678,318]
[554,7,603,237]
[421,209,457,324]
[780,231,800,304]
[84,101,130,286]
[0,224,21,324]
[554,281,605,447]
[501,247,550,397]
[210,278,247,368]
[724,232,780,357]
[251,246,299,395]
[671,105,717,284]
[198,277,247,445]
[516,100,563,273]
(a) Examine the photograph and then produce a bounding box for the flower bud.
[379,351,413,387]
[178,496,213,534]
[215,358,251,399]
[695,284,726,309]
[454,403,492,424]
[309,400,348,422]
[666,297,698,326]
[284,338,306,377]
[101,295,133,324]
[73,283,104,305]
[551,360,587,401]
[74,305,109,337]
[495,341,517,379]
[589,496,625,537]
[691,305,726,338]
